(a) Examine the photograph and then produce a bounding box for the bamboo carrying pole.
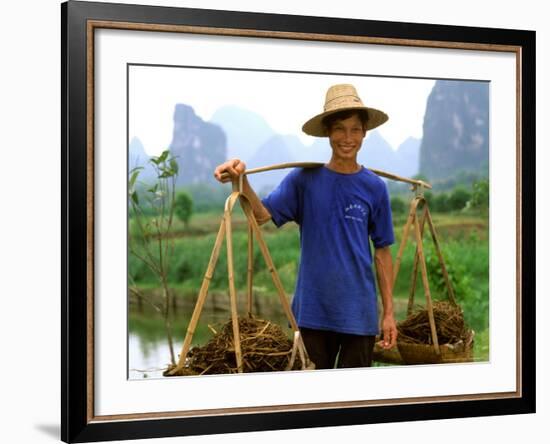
[219,161,432,190]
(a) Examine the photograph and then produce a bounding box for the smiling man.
[214,84,397,369]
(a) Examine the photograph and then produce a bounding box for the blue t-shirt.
[261,165,394,336]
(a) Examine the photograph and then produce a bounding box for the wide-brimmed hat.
[302,84,389,137]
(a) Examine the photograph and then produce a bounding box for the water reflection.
[128,299,288,379]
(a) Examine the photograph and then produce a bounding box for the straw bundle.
[397,301,470,345]
[164,316,301,376]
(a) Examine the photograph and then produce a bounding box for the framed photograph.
[61,0,535,442]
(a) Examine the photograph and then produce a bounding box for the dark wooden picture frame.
[61,1,536,442]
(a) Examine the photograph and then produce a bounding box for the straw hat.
[302,84,389,137]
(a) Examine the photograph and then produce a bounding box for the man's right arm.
[213,159,272,225]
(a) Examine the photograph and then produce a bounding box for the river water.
[128,298,288,379]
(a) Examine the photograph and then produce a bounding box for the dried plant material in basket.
[164,316,306,376]
[397,301,475,365]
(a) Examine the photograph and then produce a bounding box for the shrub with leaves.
[431,192,450,213]
[447,186,472,211]
[129,149,180,365]
[470,179,489,210]
[390,196,407,214]
[175,191,193,228]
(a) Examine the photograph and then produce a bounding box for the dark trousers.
[300,327,376,369]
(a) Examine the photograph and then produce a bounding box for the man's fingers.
[383,327,390,347]
[213,159,246,184]
[380,324,397,349]
[390,329,397,348]
[388,331,396,348]
[213,168,227,183]
[232,159,247,175]
[228,160,239,176]
[388,327,397,348]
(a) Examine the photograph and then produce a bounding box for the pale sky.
[129,65,436,156]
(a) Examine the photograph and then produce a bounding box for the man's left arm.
[374,246,398,349]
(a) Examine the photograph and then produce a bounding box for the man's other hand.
[379,313,398,350]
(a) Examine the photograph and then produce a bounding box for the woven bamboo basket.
[397,329,475,365]
[373,338,404,365]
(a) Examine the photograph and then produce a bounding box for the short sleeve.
[261,169,302,227]
[369,181,395,248]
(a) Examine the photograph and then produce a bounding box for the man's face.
[327,114,367,161]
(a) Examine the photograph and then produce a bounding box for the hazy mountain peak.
[419,80,489,180]
[211,105,272,128]
[209,105,276,161]
[398,136,421,148]
[169,103,226,185]
[128,136,156,181]
[395,137,421,177]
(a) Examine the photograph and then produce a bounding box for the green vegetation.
[470,178,489,210]
[473,328,490,362]
[129,218,300,295]
[389,172,489,214]
[182,182,232,212]
[390,196,407,215]
[174,190,193,227]
[130,208,489,328]
[447,186,472,211]
[424,231,489,333]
